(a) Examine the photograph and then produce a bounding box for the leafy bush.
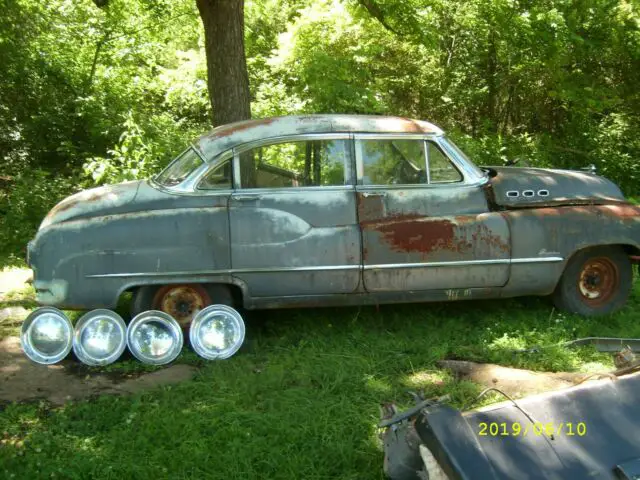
[0,171,80,262]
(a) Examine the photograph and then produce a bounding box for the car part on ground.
[72,309,127,366]
[21,305,248,365]
[512,335,640,354]
[189,304,245,360]
[20,307,73,365]
[126,310,184,365]
[381,359,640,480]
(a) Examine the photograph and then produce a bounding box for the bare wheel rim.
[577,257,619,307]
[152,285,211,328]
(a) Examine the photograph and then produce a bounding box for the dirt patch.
[0,269,32,300]
[0,336,196,406]
[437,360,593,398]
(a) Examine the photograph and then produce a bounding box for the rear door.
[229,134,361,297]
[355,134,511,292]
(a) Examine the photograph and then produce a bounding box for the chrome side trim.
[510,257,564,264]
[86,257,563,279]
[366,257,563,270]
[365,259,510,270]
[86,265,361,278]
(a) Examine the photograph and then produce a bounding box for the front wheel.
[131,284,235,328]
[552,246,632,316]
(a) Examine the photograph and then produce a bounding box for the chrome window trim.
[150,144,212,195]
[437,137,485,181]
[231,185,355,196]
[86,257,564,279]
[423,140,431,184]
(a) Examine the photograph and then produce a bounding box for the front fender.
[501,204,640,296]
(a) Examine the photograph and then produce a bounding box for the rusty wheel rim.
[577,257,619,307]
[152,285,211,328]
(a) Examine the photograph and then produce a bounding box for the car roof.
[193,114,444,161]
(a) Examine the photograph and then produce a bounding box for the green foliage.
[0,0,639,259]
[0,170,79,261]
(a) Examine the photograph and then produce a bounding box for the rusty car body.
[26,115,640,326]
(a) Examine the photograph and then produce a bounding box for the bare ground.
[0,268,196,406]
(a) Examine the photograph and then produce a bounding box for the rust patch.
[205,117,278,139]
[50,190,106,215]
[376,218,458,254]
[599,204,640,219]
[364,215,509,255]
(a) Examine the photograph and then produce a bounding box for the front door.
[229,134,361,297]
[355,135,511,292]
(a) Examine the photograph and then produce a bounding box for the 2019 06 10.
[477,421,587,437]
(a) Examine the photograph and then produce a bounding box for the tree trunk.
[196,0,251,127]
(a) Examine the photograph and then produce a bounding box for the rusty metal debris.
[381,370,640,480]
[513,336,640,354]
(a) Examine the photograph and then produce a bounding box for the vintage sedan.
[27,115,640,327]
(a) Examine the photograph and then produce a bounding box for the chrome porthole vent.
[73,309,127,366]
[127,310,184,365]
[189,305,246,360]
[21,307,73,365]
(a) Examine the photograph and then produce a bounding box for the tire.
[131,283,236,328]
[552,246,632,316]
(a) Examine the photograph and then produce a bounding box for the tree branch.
[357,0,401,35]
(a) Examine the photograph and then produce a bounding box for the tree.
[195,0,252,126]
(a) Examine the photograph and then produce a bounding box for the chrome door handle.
[361,192,386,198]
[234,194,262,202]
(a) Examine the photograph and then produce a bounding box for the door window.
[198,160,232,190]
[360,139,462,185]
[238,139,350,189]
[361,139,426,186]
[428,142,462,183]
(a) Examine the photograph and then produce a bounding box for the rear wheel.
[131,284,235,328]
[552,246,632,316]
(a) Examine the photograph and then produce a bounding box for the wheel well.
[553,244,638,291]
[620,244,640,258]
[120,282,244,307]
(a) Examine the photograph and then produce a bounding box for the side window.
[238,139,349,189]
[428,142,462,183]
[198,160,232,190]
[361,139,426,186]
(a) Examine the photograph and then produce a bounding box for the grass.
[1,262,639,479]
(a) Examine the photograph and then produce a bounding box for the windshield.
[440,137,486,179]
[154,148,204,187]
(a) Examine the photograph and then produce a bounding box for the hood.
[40,180,142,229]
[487,166,626,208]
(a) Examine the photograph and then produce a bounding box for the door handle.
[234,194,262,202]
[361,192,387,198]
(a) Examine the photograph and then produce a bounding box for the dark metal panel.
[416,373,640,479]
